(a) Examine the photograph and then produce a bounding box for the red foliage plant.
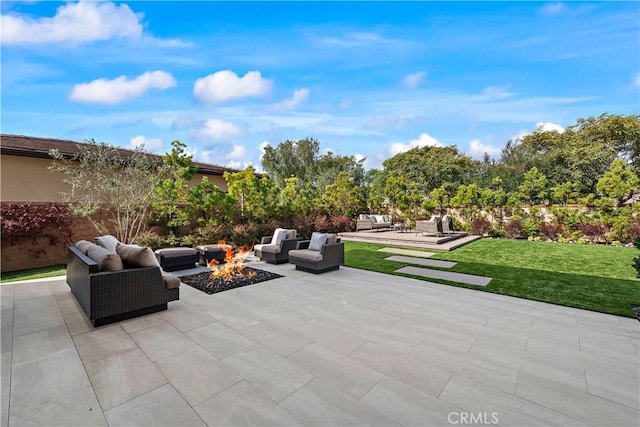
[330,215,354,233]
[470,217,491,236]
[1,203,73,247]
[539,222,564,241]
[578,222,608,243]
[504,219,524,239]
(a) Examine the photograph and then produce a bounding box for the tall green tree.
[596,159,639,205]
[224,166,278,223]
[518,167,548,205]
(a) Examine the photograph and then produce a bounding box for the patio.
[1,262,639,426]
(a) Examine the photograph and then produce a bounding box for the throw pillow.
[83,242,124,272]
[75,240,93,255]
[286,229,297,240]
[370,215,377,223]
[116,243,159,268]
[95,235,119,253]
[374,215,386,223]
[308,232,328,251]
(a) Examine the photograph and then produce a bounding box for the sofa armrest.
[280,238,300,253]
[296,240,311,250]
[321,242,344,265]
[260,236,273,244]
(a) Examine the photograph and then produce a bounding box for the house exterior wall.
[1,153,231,271]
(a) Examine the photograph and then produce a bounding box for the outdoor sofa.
[356,214,392,231]
[67,238,180,327]
[288,232,344,273]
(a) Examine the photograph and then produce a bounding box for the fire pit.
[180,240,283,295]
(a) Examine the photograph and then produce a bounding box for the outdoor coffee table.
[393,222,406,233]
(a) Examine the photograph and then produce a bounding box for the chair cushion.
[255,244,280,254]
[154,247,198,258]
[273,228,288,246]
[358,214,369,220]
[162,271,181,289]
[326,233,338,245]
[94,235,119,253]
[117,243,160,268]
[289,249,323,262]
[286,229,297,239]
[76,240,124,272]
[195,244,231,253]
[308,232,328,252]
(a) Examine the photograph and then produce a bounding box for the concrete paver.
[2,264,638,426]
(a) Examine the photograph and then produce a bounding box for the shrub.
[133,231,166,250]
[505,219,524,239]
[1,203,74,254]
[539,222,564,241]
[314,215,331,232]
[293,215,314,239]
[470,217,492,236]
[624,221,640,244]
[578,222,608,243]
[184,224,232,246]
[330,215,353,233]
[230,223,259,247]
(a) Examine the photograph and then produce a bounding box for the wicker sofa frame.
[66,247,179,327]
[288,239,344,273]
[356,215,392,231]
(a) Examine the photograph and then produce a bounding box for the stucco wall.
[1,155,69,202]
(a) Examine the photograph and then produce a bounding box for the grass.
[0,265,66,283]
[344,239,640,318]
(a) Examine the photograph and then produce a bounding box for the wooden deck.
[338,229,481,251]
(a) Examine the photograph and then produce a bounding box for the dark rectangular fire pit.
[180,267,282,295]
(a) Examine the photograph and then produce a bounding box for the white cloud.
[536,121,565,133]
[467,139,501,160]
[339,98,352,109]
[1,1,142,45]
[129,135,163,152]
[226,144,247,160]
[69,71,176,105]
[401,71,427,89]
[259,141,271,159]
[482,85,512,98]
[193,70,272,104]
[634,73,640,87]
[390,132,443,156]
[272,88,310,110]
[191,118,243,142]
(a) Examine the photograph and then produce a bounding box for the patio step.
[384,255,457,269]
[395,265,492,286]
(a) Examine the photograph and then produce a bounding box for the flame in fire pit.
[207,238,256,280]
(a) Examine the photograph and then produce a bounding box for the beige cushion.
[286,229,297,239]
[162,271,181,289]
[308,232,328,252]
[94,235,119,253]
[117,243,159,268]
[75,240,93,255]
[273,228,288,246]
[289,249,323,262]
[76,240,123,271]
[326,233,338,245]
[254,243,280,254]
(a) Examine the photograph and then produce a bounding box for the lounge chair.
[288,232,344,273]
[415,216,443,236]
[254,228,300,264]
[442,215,455,234]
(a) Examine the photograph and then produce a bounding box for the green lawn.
[344,239,640,318]
[0,265,66,283]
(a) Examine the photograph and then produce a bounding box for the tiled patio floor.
[1,263,639,426]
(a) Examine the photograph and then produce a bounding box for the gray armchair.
[254,228,300,264]
[288,233,344,273]
[442,215,455,234]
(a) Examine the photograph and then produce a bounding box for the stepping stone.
[384,255,456,269]
[377,248,435,258]
[395,266,492,286]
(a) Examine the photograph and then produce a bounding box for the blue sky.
[2,1,639,171]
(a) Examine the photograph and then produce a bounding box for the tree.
[322,171,363,217]
[49,139,160,243]
[153,141,197,232]
[429,186,450,216]
[381,146,475,194]
[224,166,278,223]
[187,177,235,226]
[596,159,639,205]
[261,138,319,188]
[550,181,579,206]
[518,167,548,205]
